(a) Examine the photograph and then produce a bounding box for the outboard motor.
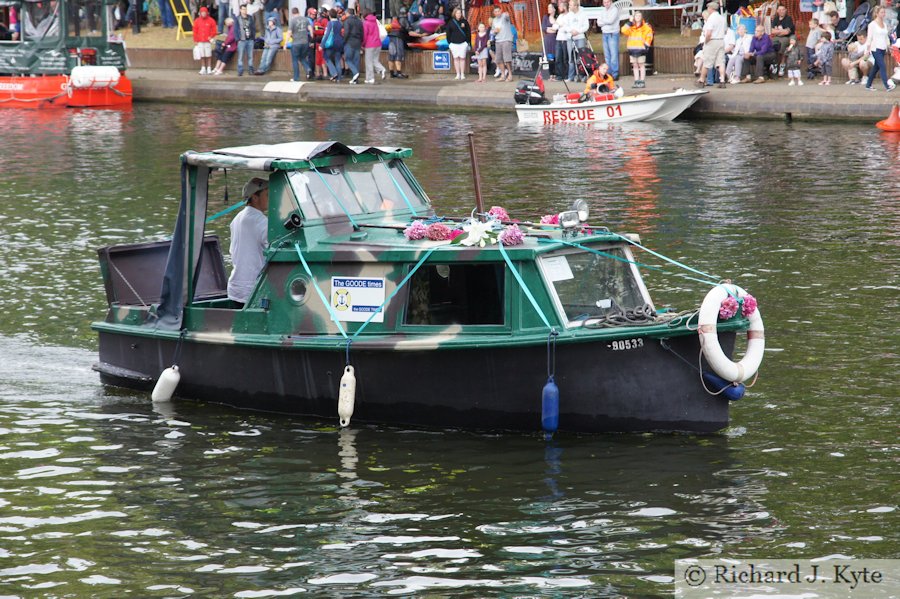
[514,79,549,105]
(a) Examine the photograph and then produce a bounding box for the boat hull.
[95,330,734,433]
[515,89,707,124]
[0,74,132,109]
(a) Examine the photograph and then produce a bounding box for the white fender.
[151,365,180,403]
[69,65,121,89]
[338,365,356,427]
[698,284,764,383]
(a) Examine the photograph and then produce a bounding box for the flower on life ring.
[718,293,758,320]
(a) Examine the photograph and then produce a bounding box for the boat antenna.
[223,168,229,204]
[466,132,486,222]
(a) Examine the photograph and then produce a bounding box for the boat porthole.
[288,277,310,306]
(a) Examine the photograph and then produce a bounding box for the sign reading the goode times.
[331,277,386,322]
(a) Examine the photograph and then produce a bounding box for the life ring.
[697,284,764,383]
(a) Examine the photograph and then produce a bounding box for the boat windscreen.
[288,160,428,219]
[541,250,646,325]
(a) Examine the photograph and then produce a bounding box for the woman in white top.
[864,6,896,91]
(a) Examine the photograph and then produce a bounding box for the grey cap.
[243,177,268,199]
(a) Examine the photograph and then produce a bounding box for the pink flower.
[426,223,452,241]
[404,220,427,240]
[448,228,464,240]
[742,294,758,317]
[540,214,560,225]
[719,296,739,320]
[499,224,525,246]
[488,206,509,221]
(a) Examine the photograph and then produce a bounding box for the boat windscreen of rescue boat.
[540,250,648,327]
[287,160,429,218]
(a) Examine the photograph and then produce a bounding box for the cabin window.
[541,250,646,325]
[22,1,60,40]
[288,160,428,220]
[404,264,504,326]
[67,0,104,37]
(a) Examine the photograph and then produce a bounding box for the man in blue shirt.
[744,28,776,83]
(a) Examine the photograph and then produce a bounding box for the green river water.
[0,105,897,597]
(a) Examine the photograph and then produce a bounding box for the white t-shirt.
[867,20,890,51]
[702,10,727,40]
[227,205,268,304]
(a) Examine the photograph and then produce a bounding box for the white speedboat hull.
[515,89,707,124]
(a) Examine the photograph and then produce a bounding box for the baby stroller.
[835,2,871,50]
[576,47,600,80]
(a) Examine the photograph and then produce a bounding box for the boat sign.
[331,277,386,322]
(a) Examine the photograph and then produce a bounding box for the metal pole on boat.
[466,132,486,222]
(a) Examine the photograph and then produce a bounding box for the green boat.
[92,141,765,433]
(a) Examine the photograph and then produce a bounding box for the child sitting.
[785,36,803,85]
[815,31,834,85]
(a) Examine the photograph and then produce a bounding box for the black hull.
[95,332,734,433]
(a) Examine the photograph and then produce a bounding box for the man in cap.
[227,178,269,307]
[697,1,727,88]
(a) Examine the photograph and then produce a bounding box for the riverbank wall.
[127,48,900,121]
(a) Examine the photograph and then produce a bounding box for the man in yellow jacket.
[621,11,653,88]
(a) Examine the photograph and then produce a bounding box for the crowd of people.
[692,1,899,91]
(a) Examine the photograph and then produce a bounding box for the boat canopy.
[182,142,412,172]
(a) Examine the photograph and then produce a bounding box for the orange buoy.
[876,103,900,132]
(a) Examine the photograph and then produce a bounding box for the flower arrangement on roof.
[488,206,509,221]
[403,220,428,240]
[454,220,499,247]
[425,223,452,241]
[499,224,525,246]
[540,213,560,225]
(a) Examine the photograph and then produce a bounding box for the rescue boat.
[92,141,764,434]
[0,0,131,108]
[514,82,707,125]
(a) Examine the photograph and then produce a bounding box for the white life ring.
[698,284,764,383]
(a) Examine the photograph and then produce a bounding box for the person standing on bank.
[235,4,257,76]
[227,178,269,308]
[696,1,726,88]
[447,7,471,80]
[343,8,364,84]
[492,5,514,82]
[288,7,313,81]
[363,9,389,82]
[597,0,620,80]
[193,6,218,75]
[621,11,653,88]
[864,6,896,91]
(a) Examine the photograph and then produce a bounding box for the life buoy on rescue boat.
[697,284,764,383]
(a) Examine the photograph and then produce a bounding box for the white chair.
[679,0,703,35]
[614,0,633,21]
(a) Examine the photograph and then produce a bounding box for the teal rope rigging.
[205,200,247,223]
[611,232,720,282]
[293,242,348,340]
[351,248,435,339]
[498,242,554,331]
[309,164,359,230]
[541,237,721,288]
[378,156,418,216]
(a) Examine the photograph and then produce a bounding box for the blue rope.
[293,242,348,339]
[309,164,359,229]
[538,238,661,271]
[205,200,247,223]
[611,233,719,282]
[351,248,435,339]
[378,156,418,216]
[498,242,554,331]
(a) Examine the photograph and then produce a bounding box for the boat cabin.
[98,142,657,345]
[0,0,126,75]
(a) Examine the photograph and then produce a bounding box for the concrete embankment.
[128,66,900,122]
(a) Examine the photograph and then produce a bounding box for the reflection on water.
[0,105,897,596]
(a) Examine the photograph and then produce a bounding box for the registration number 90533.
[608,338,645,351]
